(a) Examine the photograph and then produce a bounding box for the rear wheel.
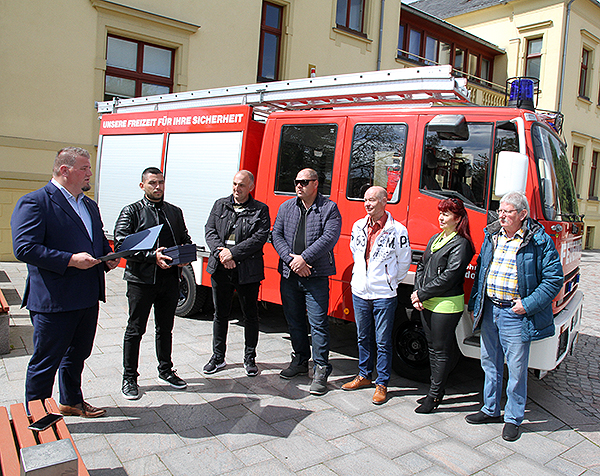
[176,265,210,317]
[391,308,431,382]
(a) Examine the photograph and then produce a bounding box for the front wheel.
[176,265,209,317]
[391,309,431,382]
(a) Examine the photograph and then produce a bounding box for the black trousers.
[123,272,179,378]
[211,267,260,361]
[420,308,461,398]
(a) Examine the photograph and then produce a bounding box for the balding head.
[232,170,255,204]
[364,186,387,221]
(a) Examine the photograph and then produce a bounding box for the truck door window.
[489,125,520,212]
[421,122,493,209]
[346,123,407,203]
[531,124,580,221]
[275,124,337,195]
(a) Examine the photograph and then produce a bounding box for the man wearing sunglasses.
[272,168,342,395]
[466,191,563,441]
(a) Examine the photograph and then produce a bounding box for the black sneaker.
[280,353,308,379]
[465,411,502,425]
[158,369,187,389]
[203,356,226,374]
[122,377,140,400]
[244,358,259,377]
[502,423,520,441]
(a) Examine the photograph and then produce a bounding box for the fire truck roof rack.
[97,65,470,116]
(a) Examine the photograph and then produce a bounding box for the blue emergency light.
[507,78,536,111]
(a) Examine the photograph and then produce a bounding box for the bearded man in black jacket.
[203,170,270,376]
[115,167,192,400]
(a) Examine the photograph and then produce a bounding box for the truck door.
[408,114,496,253]
[258,116,347,307]
[333,116,418,320]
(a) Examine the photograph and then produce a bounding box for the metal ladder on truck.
[96,65,471,118]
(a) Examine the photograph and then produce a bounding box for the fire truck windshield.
[531,123,580,221]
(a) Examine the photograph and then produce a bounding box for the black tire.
[391,309,431,382]
[176,265,209,317]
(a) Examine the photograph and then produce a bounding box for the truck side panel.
[164,131,245,250]
[96,134,164,237]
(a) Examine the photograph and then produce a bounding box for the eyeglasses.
[497,208,518,215]
[294,179,316,187]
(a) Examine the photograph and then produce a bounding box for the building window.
[398,24,405,52]
[425,36,438,65]
[481,58,491,82]
[572,146,582,189]
[525,38,542,80]
[590,151,599,199]
[105,35,174,101]
[396,14,494,82]
[258,2,283,83]
[438,42,451,65]
[468,53,478,78]
[579,48,591,99]
[336,0,365,34]
[408,29,422,61]
[454,48,465,75]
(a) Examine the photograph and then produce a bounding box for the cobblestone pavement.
[534,251,600,420]
[1,257,599,476]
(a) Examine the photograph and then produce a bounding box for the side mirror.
[428,114,469,140]
[495,151,528,196]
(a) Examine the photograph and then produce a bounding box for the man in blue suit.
[11,147,120,417]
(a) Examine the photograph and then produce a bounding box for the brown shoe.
[372,385,387,405]
[341,375,372,391]
[59,401,106,418]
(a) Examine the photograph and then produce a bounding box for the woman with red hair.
[411,197,475,413]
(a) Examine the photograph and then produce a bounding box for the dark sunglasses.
[294,179,316,187]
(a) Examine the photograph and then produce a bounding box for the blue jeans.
[480,299,531,426]
[280,274,331,373]
[352,294,397,386]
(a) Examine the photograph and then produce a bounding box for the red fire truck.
[95,66,583,381]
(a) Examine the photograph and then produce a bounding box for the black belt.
[487,296,514,308]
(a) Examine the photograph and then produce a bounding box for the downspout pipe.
[377,0,385,71]
[558,0,576,113]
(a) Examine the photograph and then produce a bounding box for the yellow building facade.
[1,0,507,260]
[0,0,406,260]
[415,0,600,248]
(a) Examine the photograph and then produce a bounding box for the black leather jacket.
[114,196,192,284]
[414,233,474,302]
[205,195,270,284]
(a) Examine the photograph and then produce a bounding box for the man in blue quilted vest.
[272,168,341,395]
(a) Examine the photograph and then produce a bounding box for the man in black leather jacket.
[114,167,192,400]
[203,170,270,376]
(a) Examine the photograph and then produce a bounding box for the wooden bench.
[0,398,88,476]
[0,290,8,313]
[0,289,9,355]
